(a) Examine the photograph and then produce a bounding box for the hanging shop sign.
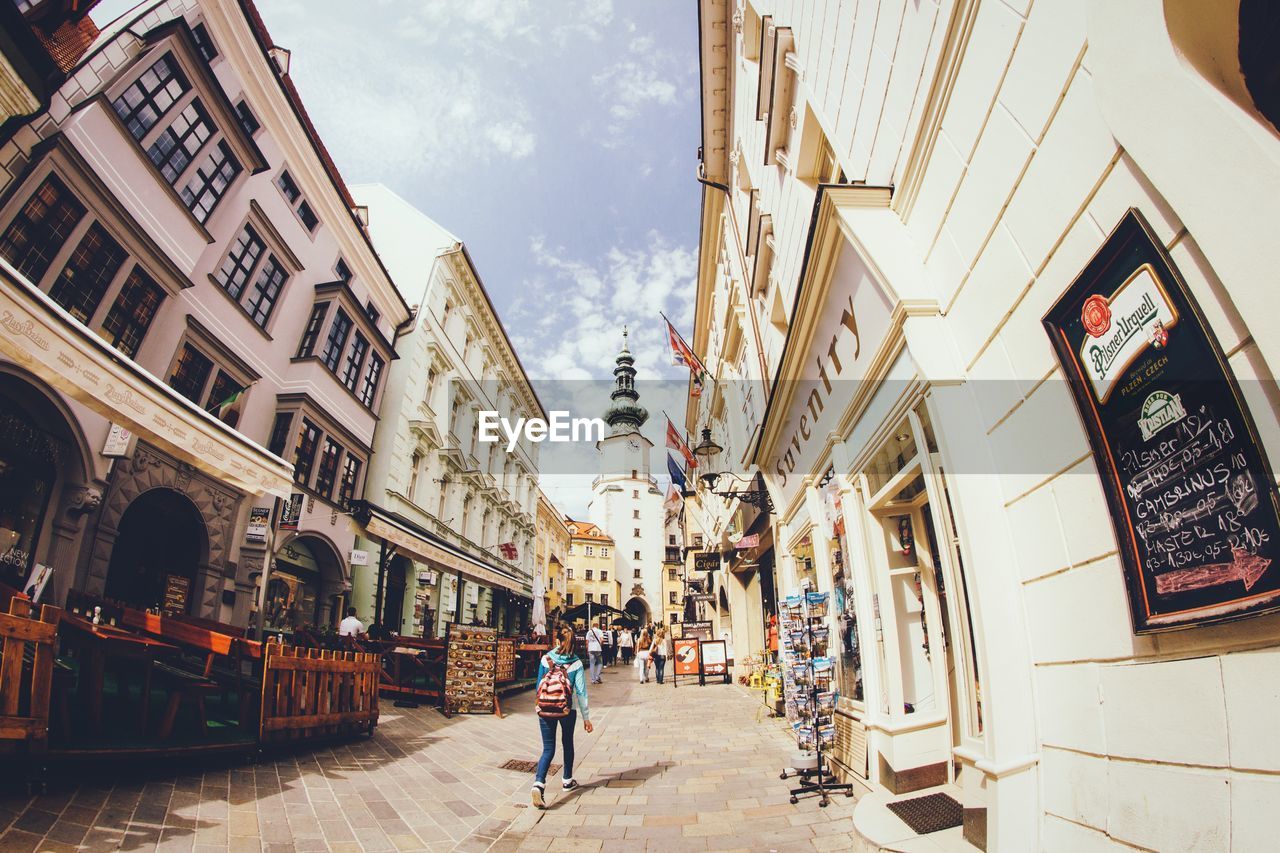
[699,639,730,684]
[246,506,271,543]
[349,549,369,566]
[279,494,304,531]
[673,637,701,676]
[681,619,713,640]
[1043,209,1280,632]
[693,551,720,573]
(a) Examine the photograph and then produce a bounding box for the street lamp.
[691,427,774,513]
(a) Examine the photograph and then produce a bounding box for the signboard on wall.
[1043,209,1280,632]
[102,423,131,457]
[163,574,191,614]
[246,507,270,543]
[681,620,713,640]
[279,494,303,531]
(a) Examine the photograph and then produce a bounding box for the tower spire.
[604,326,647,435]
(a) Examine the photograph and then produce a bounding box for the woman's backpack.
[537,656,573,718]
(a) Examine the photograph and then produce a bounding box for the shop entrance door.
[382,556,407,634]
[106,488,204,613]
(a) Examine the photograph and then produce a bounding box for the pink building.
[0,0,411,632]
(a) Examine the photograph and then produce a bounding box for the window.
[633,569,641,580]
[364,301,380,325]
[293,419,321,486]
[334,257,352,283]
[408,452,421,500]
[244,256,287,326]
[633,509,640,519]
[322,309,352,371]
[215,225,264,299]
[668,534,677,545]
[694,535,704,548]
[600,594,609,607]
[668,568,678,580]
[101,267,165,358]
[234,100,259,137]
[567,568,574,579]
[168,343,213,404]
[633,490,639,499]
[566,593,574,606]
[47,223,127,323]
[275,170,301,203]
[276,169,320,233]
[297,201,318,233]
[342,332,368,391]
[190,23,218,62]
[338,455,361,509]
[203,368,242,415]
[112,54,188,141]
[585,593,594,603]
[585,546,594,557]
[601,547,609,557]
[633,551,641,561]
[179,140,240,223]
[146,100,212,185]
[632,469,638,478]
[314,437,342,498]
[359,353,384,407]
[296,302,329,357]
[633,528,641,537]
[585,569,593,581]
[600,571,608,582]
[267,412,293,456]
[0,174,86,283]
[669,591,678,604]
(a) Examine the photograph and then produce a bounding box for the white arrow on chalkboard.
[1154,549,1271,595]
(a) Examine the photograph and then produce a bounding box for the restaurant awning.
[0,260,293,498]
[353,501,531,596]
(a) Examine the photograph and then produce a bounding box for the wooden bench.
[0,598,58,755]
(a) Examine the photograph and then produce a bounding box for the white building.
[587,332,666,625]
[350,183,543,637]
[695,1,1280,850]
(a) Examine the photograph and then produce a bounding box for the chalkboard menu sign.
[444,624,497,714]
[1044,210,1280,632]
[163,574,191,614]
[496,638,516,683]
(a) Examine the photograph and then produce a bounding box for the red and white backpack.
[536,655,573,718]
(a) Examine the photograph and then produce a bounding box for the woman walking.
[653,626,672,684]
[618,626,634,664]
[532,624,593,808]
[635,627,653,683]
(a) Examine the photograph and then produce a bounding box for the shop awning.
[354,501,530,596]
[0,260,293,498]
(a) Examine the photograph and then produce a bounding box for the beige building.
[536,489,571,617]
[694,1,1280,849]
[564,518,619,616]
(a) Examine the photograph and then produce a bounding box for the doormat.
[500,759,559,774]
[885,792,963,835]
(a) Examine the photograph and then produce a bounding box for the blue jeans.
[588,651,602,682]
[536,711,576,784]
[654,654,666,683]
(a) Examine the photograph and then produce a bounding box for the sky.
[93,0,704,517]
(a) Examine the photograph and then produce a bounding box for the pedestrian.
[338,607,366,640]
[585,620,605,683]
[532,624,593,809]
[635,627,653,683]
[653,626,671,684]
[602,622,615,667]
[619,626,634,664]
[609,625,620,666]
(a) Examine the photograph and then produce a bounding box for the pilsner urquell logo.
[1077,265,1178,402]
[1085,290,1157,379]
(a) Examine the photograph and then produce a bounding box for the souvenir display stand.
[778,590,854,806]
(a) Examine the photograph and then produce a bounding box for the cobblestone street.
[0,663,859,852]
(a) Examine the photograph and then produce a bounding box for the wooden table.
[59,612,180,734]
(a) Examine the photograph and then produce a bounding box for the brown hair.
[557,624,576,654]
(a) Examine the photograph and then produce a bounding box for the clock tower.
[588,330,664,625]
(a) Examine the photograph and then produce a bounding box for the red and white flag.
[663,314,709,398]
[499,542,519,560]
[666,418,697,468]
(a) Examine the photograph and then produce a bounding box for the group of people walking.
[583,622,673,684]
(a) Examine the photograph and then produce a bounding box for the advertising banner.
[673,637,700,676]
[246,506,270,543]
[279,494,303,531]
[699,639,729,683]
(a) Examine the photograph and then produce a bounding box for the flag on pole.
[666,418,697,468]
[667,452,688,493]
[210,387,245,427]
[499,542,519,560]
[663,313,709,398]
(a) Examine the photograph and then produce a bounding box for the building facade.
[536,488,570,618]
[0,0,411,633]
[351,183,542,638]
[563,519,618,615]
[695,1,1280,850]
[587,333,666,625]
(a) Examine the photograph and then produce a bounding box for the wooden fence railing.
[259,644,380,744]
[0,599,58,754]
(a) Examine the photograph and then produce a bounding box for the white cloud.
[588,20,689,148]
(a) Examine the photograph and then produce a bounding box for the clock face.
[628,439,640,451]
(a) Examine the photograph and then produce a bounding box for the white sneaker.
[531,784,545,809]
[562,778,580,791]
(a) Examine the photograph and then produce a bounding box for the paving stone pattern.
[0,662,857,851]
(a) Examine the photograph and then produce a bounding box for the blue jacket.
[537,650,590,721]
